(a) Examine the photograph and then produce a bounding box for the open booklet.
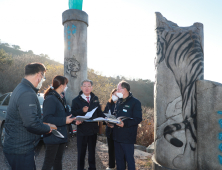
[75,107,98,121]
[85,116,133,124]
[103,110,116,119]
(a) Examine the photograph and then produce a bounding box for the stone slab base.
[152,155,177,170]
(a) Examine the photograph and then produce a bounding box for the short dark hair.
[119,81,130,92]
[25,62,46,76]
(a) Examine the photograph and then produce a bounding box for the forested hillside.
[0,43,154,108]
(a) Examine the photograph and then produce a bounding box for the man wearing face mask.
[113,81,142,170]
[3,62,53,170]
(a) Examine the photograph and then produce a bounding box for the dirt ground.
[0,135,152,170]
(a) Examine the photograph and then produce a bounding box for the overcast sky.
[0,0,222,82]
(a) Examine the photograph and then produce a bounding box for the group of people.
[3,62,142,170]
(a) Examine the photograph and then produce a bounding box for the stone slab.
[152,156,177,170]
[146,142,154,153]
[154,12,204,170]
[197,80,222,169]
[134,144,147,152]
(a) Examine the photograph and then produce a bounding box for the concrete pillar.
[153,12,204,170]
[196,80,222,169]
[62,9,88,106]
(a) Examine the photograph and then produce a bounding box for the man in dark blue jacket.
[3,63,52,170]
[113,81,142,170]
[71,79,105,170]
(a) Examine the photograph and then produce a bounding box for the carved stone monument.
[196,80,222,169]
[62,9,88,105]
[153,12,204,170]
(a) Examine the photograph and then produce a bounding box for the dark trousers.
[107,134,115,168]
[114,141,135,170]
[77,133,97,170]
[42,143,65,170]
[4,150,36,170]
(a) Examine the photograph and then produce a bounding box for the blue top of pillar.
[69,0,83,10]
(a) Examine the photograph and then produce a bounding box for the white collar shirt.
[81,93,91,102]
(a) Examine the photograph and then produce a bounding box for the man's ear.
[81,86,83,91]
[35,73,40,83]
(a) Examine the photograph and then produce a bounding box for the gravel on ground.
[0,135,153,170]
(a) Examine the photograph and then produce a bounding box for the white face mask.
[112,95,118,102]
[36,78,44,89]
[64,86,68,92]
[116,92,123,98]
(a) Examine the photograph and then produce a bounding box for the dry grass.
[135,158,153,170]
[136,107,154,147]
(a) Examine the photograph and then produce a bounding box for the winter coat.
[113,92,142,144]
[71,91,104,136]
[43,90,68,144]
[3,78,50,154]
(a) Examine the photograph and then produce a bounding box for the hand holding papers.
[43,122,64,138]
[75,107,98,121]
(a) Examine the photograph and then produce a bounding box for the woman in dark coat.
[42,75,75,170]
[104,88,126,170]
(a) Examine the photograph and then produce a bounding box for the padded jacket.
[3,78,50,154]
[113,92,142,144]
[43,90,68,144]
[71,91,104,136]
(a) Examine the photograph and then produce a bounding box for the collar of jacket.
[47,90,66,108]
[48,90,61,98]
[78,91,96,103]
[21,78,39,93]
[119,92,133,104]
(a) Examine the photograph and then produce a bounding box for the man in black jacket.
[3,63,52,170]
[71,79,105,170]
[113,81,142,170]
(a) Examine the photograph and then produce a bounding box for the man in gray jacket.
[3,62,52,170]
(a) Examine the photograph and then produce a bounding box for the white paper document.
[84,117,120,124]
[92,117,107,122]
[85,107,98,117]
[85,116,133,124]
[75,116,92,121]
[103,110,116,119]
[117,116,133,121]
[75,107,98,121]
[52,129,64,138]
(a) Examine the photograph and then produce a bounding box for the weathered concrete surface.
[152,156,176,170]
[134,144,147,152]
[62,9,88,26]
[153,12,204,170]
[197,80,222,170]
[62,9,88,105]
[146,142,154,153]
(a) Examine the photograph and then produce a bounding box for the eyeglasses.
[82,86,92,88]
[41,72,46,81]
